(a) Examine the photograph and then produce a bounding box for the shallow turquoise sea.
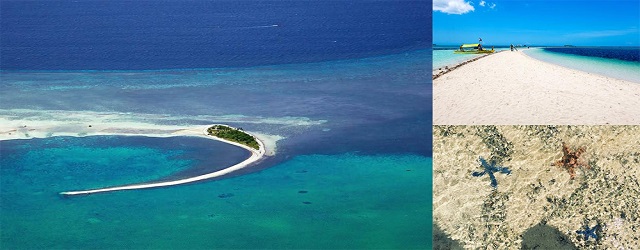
[432,49,480,69]
[1,136,432,249]
[1,46,432,248]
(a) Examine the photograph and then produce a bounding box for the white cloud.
[479,1,486,7]
[433,0,475,15]
[489,3,496,9]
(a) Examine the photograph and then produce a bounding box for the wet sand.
[433,51,640,125]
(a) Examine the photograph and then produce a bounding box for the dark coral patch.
[217,193,234,198]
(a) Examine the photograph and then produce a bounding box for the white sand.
[0,109,282,155]
[0,110,285,195]
[433,51,640,125]
[60,126,267,196]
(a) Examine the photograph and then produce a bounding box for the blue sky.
[433,0,640,46]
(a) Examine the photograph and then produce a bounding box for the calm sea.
[525,47,640,83]
[1,1,430,70]
[1,1,433,249]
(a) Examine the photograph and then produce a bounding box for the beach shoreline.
[58,125,267,196]
[432,52,496,80]
[0,115,278,196]
[433,50,640,125]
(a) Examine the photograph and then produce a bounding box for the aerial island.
[59,124,266,196]
[207,125,260,150]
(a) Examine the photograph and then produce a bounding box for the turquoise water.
[432,48,510,70]
[2,2,432,247]
[432,49,480,69]
[1,136,432,249]
[1,48,432,248]
[524,48,640,83]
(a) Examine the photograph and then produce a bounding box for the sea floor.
[433,126,639,249]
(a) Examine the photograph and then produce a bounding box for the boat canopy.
[460,43,480,48]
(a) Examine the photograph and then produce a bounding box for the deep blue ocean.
[1,0,429,70]
[525,47,640,82]
[543,47,640,62]
[1,1,432,249]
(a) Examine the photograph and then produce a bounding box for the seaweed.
[475,126,513,163]
[472,157,512,188]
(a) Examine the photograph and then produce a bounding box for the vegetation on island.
[207,125,260,150]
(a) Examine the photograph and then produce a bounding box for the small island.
[207,125,260,150]
[59,124,267,196]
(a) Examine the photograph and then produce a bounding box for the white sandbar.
[433,50,640,125]
[0,113,279,196]
[59,126,266,196]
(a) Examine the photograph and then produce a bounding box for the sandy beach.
[433,51,640,125]
[433,125,640,249]
[0,109,283,195]
[59,126,266,196]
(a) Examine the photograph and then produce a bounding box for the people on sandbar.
[478,44,483,51]
[510,44,514,51]
[459,45,464,52]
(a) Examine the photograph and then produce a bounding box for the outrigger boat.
[454,43,495,54]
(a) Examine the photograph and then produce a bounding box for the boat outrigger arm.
[454,43,495,54]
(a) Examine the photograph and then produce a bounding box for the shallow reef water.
[1,139,432,249]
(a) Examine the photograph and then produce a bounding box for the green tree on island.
[207,125,260,150]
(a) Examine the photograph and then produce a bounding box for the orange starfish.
[552,142,588,179]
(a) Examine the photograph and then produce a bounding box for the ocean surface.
[524,47,640,83]
[1,1,429,70]
[0,1,432,249]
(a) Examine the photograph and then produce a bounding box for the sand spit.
[0,110,288,195]
[60,126,267,196]
[0,109,286,154]
[433,51,640,125]
[433,126,639,249]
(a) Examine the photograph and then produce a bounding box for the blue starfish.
[472,157,512,188]
[576,224,599,241]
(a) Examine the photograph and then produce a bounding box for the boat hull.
[453,50,495,54]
